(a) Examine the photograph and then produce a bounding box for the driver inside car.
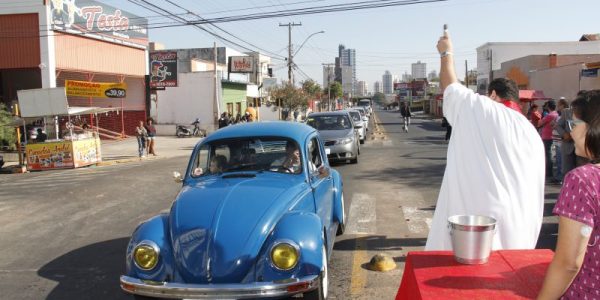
[271,141,302,173]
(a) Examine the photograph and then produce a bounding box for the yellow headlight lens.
[134,244,159,270]
[271,243,299,270]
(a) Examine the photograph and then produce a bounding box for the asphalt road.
[0,108,560,300]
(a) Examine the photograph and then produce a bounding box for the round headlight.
[271,242,299,270]
[133,243,159,270]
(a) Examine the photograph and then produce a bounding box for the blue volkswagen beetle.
[120,122,345,299]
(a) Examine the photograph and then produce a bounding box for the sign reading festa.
[50,0,148,47]
[229,56,255,73]
[65,80,127,98]
[149,51,178,88]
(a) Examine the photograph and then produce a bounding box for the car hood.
[169,174,305,283]
[318,129,354,141]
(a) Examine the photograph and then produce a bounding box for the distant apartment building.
[323,64,335,88]
[357,80,368,96]
[428,70,438,81]
[402,72,412,82]
[383,70,393,94]
[412,61,426,79]
[374,81,383,94]
[338,44,357,94]
[476,38,600,93]
[341,66,353,95]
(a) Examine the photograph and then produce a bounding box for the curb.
[96,155,161,167]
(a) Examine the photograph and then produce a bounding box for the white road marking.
[346,193,376,234]
[402,206,433,235]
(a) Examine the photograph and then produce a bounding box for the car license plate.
[325,147,331,155]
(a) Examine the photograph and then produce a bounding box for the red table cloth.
[396,250,553,299]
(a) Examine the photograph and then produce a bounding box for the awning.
[519,90,550,102]
[67,106,120,116]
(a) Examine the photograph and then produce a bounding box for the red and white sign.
[229,56,254,73]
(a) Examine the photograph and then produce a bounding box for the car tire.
[336,193,346,236]
[303,245,328,300]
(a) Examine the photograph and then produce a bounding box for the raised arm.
[437,30,458,92]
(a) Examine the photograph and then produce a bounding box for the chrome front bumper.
[120,275,319,299]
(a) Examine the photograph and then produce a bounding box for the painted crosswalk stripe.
[345,193,376,234]
[402,206,433,235]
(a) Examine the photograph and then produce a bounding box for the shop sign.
[50,0,148,47]
[65,80,127,98]
[229,56,255,73]
[394,83,408,90]
[73,138,101,167]
[149,51,178,88]
[26,142,74,170]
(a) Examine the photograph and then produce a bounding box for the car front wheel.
[304,245,328,300]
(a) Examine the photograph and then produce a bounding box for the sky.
[102,0,599,90]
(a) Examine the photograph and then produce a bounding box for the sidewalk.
[98,136,201,166]
[1,136,201,172]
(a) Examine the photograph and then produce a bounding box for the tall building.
[412,61,427,79]
[357,81,368,96]
[374,81,382,94]
[382,70,393,94]
[337,44,357,95]
[428,70,438,81]
[341,66,353,96]
[323,65,335,88]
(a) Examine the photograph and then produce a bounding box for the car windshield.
[354,108,365,117]
[190,137,303,177]
[306,115,352,131]
[358,100,370,107]
[348,111,362,122]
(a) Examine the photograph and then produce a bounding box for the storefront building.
[0,0,148,136]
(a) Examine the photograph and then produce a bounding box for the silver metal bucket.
[448,215,496,264]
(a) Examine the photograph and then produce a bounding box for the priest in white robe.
[425,30,545,250]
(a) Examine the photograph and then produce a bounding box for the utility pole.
[322,63,334,111]
[465,60,468,87]
[279,22,302,85]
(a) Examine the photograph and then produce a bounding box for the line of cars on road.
[304,104,372,165]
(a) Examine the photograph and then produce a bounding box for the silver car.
[306,111,360,164]
[346,110,366,144]
[352,107,369,131]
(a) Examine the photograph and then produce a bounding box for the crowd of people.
[434,29,599,299]
[218,110,255,129]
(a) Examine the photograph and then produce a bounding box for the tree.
[270,83,309,113]
[301,79,321,98]
[372,92,386,104]
[0,104,16,150]
[327,81,343,99]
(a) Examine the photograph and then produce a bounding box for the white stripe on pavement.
[402,206,433,235]
[346,193,376,234]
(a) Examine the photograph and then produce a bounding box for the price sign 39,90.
[105,88,127,98]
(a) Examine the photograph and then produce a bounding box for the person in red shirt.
[538,100,558,179]
[528,103,542,129]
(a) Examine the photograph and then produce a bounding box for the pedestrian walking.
[135,120,147,158]
[441,117,452,141]
[145,118,157,156]
[538,100,558,180]
[218,112,229,129]
[537,90,600,300]
[426,29,545,251]
[400,102,412,132]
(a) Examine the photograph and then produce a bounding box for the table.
[396,250,553,299]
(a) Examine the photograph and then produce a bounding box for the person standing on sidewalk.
[145,118,157,156]
[538,100,558,180]
[426,28,545,251]
[400,102,411,132]
[554,97,575,182]
[135,120,147,158]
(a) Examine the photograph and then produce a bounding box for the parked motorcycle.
[176,119,203,138]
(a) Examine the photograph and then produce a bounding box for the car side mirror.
[173,171,183,183]
[318,166,330,178]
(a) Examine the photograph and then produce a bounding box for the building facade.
[412,61,426,79]
[374,81,382,94]
[0,0,148,136]
[338,44,356,95]
[356,81,368,97]
[476,40,600,93]
[382,71,393,94]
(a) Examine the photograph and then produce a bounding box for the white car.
[346,110,366,144]
[352,107,369,131]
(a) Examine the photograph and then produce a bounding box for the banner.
[149,51,178,88]
[229,56,255,73]
[65,80,127,98]
[50,0,148,47]
[26,141,75,170]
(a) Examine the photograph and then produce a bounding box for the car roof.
[308,111,351,117]
[203,121,316,144]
